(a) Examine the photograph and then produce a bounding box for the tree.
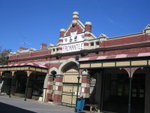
[0,48,11,65]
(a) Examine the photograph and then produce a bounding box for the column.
[53,74,63,103]
[0,72,3,93]
[8,72,12,98]
[0,72,3,76]
[80,70,90,98]
[9,71,15,97]
[24,71,32,101]
[145,68,150,113]
[122,67,139,113]
[46,74,54,102]
[95,71,103,112]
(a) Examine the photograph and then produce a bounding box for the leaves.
[0,48,11,65]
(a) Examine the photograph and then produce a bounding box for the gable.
[65,20,85,36]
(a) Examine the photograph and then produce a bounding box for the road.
[0,96,75,113]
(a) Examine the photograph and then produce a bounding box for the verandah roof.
[79,52,150,69]
[0,62,48,73]
[79,52,150,62]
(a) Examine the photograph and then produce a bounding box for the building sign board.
[62,32,84,53]
[62,42,84,53]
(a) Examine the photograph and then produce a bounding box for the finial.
[73,11,79,20]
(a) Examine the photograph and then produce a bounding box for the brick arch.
[58,58,78,74]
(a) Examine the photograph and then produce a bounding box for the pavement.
[0,95,76,113]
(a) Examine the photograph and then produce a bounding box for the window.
[70,39,72,42]
[90,42,94,46]
[74,36,77,42]
[96,41,99,45]
[57,48,59,51]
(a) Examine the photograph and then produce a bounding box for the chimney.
[60,29,66,37]
[40,43,47,50]
[19,47,27,51]
[85,21,92,32]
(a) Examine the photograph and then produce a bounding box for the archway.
[60,61,80,106]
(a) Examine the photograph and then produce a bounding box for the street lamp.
[75,56,80,112]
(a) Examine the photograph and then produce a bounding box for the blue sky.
[0,0,150,51]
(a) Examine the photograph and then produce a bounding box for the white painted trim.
[49,67,59,75]
[43,74,49,88]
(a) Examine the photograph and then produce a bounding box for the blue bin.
[76,98,85,112]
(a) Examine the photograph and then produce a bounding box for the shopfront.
[79,56,150,113]
[0,63,48,101]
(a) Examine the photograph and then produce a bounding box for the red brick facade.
[6,12,150,106]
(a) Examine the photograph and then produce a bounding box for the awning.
[79,52,150,69]
[0,62,48,73]
[79,52,150,62]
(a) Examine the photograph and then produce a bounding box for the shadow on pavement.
[0,102,36,113]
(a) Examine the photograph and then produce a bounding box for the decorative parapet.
[143,24,150,33]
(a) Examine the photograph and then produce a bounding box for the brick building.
[0,12,150,113]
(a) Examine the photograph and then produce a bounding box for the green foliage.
[0,48,11,65]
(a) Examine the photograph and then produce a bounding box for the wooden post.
[0,71,3,76]
[10,71,16,97]
[24,71,32,101]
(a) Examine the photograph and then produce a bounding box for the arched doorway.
[61,61,80,106]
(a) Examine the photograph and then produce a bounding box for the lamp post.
[75,56,80,112]
[75,73,80,112]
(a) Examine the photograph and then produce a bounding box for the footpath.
[0,95,75,113]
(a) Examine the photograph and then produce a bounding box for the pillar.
[0,72,3,76]
[46,74,54,102]
[80,70,90,98]
[53,74,63,103]
[0,72,3,93]
[145,68,150,113]
[9,71,16,97]
[95,71,103,112]
[122,67,140,113]
[24,71,32,101]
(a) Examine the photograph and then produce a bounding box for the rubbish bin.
[76,98,85,113]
